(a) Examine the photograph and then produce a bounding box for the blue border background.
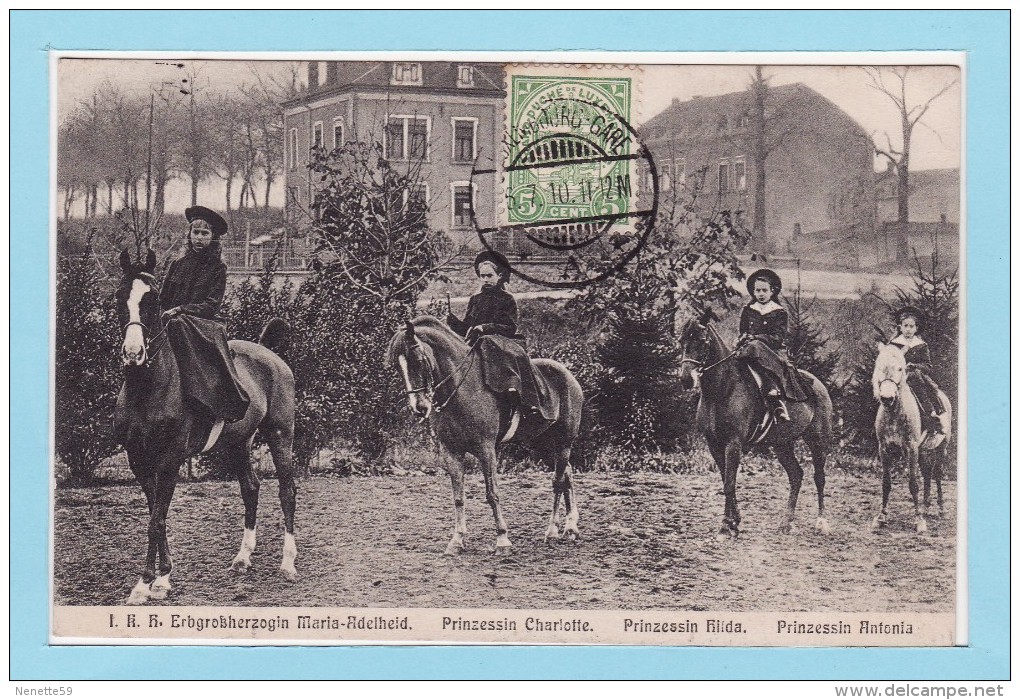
[12,10,1008,680]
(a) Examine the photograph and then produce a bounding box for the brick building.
[638,83,877,257]
[282,61,505,245]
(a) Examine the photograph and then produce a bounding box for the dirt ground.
[54,467,956,611]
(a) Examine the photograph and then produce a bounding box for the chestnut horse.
[678,314,833,538]
[114,250,297,604]
[871,342,953,533]
[388,316,584,554]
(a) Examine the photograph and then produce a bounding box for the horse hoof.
[494,542,513,556]
[280,566,298,583]
[563,528,580,542]
[871,516,885,531]
[778,523,793,535]
[229,559,250,573]
[444,543,464,556]
[148,586,169,601]
[544,526,559,543]
[126,581,150,605]
[815,518,831,535]
[916,519,928,535]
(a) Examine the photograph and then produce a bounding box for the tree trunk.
[752,155,767,254]
[106,182,114,215]
[90,184,98,218]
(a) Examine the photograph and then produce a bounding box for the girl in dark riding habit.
[890,306,948,436]
[736,268,808,421]
[161,205,249,423]
[447,251,546,417]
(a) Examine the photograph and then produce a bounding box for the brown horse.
[871,342,953,533]
[678,315,833,538]
[114,250,297,604]
[387,316,584,554]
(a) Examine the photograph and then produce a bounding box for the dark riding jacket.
[161,244,228,318]
[739,303,788,353]
[891,337,943,416]
[161,242,249,422]
[447,285,519,339]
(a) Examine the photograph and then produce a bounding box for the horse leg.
[545,445,579,542]
[228,445,260,573]
[265,425,298,581]
[805,435,830,534]
[709,440,741,539]
[774,444,803,535]
[478,446,512,554]
[934,449,945,518]
[444,454,468,556]
[147,467,180,601]
[127,471,157,605]
[872,443,892,531]
[906,444,927,534]
[920,449,933,517]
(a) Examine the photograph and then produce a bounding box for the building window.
[734,157,747,191]
[405,183,429,224]
[457,65,475,88]
[391,62,422,86]
[312,122,323,151]
[385,115,430,161]
[673,160,686,191]
[333,118,344,150]
[452,183,474,228]
[317,61,328,87]
[718,160,731,193]
[718,115,729,131]
[288,128,298,169]
[452,118,477,162]
[739,114,750,129]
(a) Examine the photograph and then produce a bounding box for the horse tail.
[259,318,290,356]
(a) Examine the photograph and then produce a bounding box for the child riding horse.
[160,206,250,428]
[447,250,551,426]
[889,306,949,446]
[736,268,808,421]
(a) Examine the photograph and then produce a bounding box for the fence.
[220,243,313,273]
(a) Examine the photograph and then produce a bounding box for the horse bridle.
[679,323,735,375]
[404,336,477,416]
[123,318,170,367]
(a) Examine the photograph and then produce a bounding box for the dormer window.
[457,65,475,88]
[738,114,750,128]
[391,62,422,86]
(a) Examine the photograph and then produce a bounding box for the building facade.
[638,83,877,257]
[282,61,505,246]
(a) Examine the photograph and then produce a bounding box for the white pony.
[871,342,952,533]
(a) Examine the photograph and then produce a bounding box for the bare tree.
[863,66,957,259]
[746,65,797,255]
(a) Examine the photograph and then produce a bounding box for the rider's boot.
[767,389,791,421]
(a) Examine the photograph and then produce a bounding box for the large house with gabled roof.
[282,61,505,244]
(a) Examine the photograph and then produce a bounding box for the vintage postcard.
[51,52,963,646]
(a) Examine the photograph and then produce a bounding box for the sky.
[57,58,961,215]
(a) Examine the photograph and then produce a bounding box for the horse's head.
[873,342,907,408]
[115,248,160,366]
[388,320,440,419]
[677,309,718,390]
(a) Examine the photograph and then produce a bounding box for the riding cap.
[895,305,926,332]
[474,250,512,281]
[746,268,782,297]
[185,205,228,238]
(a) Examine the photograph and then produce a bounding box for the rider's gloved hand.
[465,326,483,344]
[161,307,181,325]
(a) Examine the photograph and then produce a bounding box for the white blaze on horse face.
[122,278,150,365]
[397,354,423,414]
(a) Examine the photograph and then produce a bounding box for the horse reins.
[405,340,478,416]
[123,320,171,366]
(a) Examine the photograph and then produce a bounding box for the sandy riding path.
[54,469,955,612]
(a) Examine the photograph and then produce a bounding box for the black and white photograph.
[51,54,963,645]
